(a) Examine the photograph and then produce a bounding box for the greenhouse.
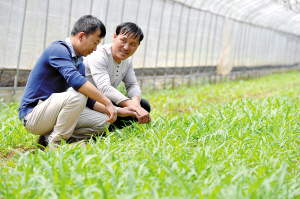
[1,0,300,198]
[1,0,300,100]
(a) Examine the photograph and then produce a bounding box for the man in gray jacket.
[84,22,151,130]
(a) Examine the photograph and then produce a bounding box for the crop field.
[1,71,300,198]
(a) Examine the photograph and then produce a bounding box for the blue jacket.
[18,41,95,119]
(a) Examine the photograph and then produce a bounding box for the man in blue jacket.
[19,15,138,149]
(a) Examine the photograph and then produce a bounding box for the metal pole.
[135,0,141,23]
[276,31,283,67]
[247,25,253,67]
[197,11,207,85]
[296,37,300,65]
[67,0,73,37]
[284,33,289,67]
[204,13,213,84]
[264,28,272,75]
[255,27,261,67]
[278,33,284,67]
[219,16,226,82]
[241,24,250,67]
[229,19,237,80]
[266,29,272,65]
[256,27,263,68]
[290,36,295,67]
[120,0,125,23]
[274,31,279,68]
[102,0,110,44]
[287,35,293,67]
[293,36,296,67]
[190,8,201,86]
[259,27,265,68]
[241,24,249,77]
[269,30,276,66]
[253,26,260,76]
[296,37,299,65]
[140,0,154,89]
[279,34,285,68]
[14,0,28,97]
[233,21,241,69]
[43,0,50,50]
[237,22,244,68]
[292,36,298,65]
[245,24,252,67]
[256,26,265,77]
[249,24,254,67]
[281,33,288,72]
[276,32,282,68]
[251,26,259,67]
[210,15,219,84]
[242,23,249,78]
[272,32,279,66]
[267,30,274,66]
[250,25,256,67]
[153,0,166,90]
[232,20,240,77]
[288,36,294,67]
[262,29,268,67]
[131,0,141,69]
[236,23,245,69]
[89,0,94,14]
[172,2,184,88]
[182,3,193,86]
[164,0,174,89]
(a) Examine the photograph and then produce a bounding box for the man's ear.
[78,32,85,42]
[113,33,117,39]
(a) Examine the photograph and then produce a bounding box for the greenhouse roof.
[174,0,300,36]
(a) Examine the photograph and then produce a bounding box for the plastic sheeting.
[0,0,300,72]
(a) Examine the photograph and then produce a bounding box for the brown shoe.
[36,136,48,150]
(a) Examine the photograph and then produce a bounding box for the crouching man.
[84,22,151,131]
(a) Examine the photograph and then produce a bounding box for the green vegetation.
[1,72,300,198]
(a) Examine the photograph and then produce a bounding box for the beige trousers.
[24,88,110,144]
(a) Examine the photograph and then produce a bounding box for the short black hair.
[71,15,106,38]
[116,22,144,43]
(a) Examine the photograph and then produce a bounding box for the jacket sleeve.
[48,43,87,91]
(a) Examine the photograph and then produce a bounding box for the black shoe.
[36,136,48,150]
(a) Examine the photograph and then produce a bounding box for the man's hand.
[105,103,117,124]
[117,107,139,118]
[79,81,118,124]
[118,97,151,124]
[135,106,151,124]
[118,106,150,124]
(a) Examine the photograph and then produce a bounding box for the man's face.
[78,29,102,57]
[111,33,140,63]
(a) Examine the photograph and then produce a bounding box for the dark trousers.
[108,98,151,131]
